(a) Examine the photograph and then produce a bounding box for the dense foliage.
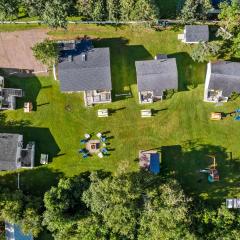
[32,39,59,68]
[0,190,42,237]
[179,0,211,24]
[0,170,239,239]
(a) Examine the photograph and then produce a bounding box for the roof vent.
[82,53,87,61]
[68,55,73,62]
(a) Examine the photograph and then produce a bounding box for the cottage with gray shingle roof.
[0,133,35,171]
[135,55,178,104]
[204,61,240,102]
[57,39,112,106]
[178,25,209,43]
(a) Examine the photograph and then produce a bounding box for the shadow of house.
[93,37,153,101]
[2,72,42,111]
[0,124,60,167]
[161,141,240,203]
[169,52,206,91]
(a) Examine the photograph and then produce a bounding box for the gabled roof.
[208,61,240,97]
[185,25,209,42]
[135,58,178,95]
[58,40,112,92]
[0,134,22,171]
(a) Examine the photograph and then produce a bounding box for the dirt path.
[0,29,48,74]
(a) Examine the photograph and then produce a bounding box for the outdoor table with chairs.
[78,132,109,159]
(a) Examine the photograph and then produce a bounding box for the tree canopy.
[32,39,59,68]
[179,0,211,24]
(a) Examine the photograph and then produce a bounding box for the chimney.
[82,53,87,61]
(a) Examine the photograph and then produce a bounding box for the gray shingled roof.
[0,134,22,171]
[185,25,209,42]
[208,61,240,97]
[58,48,112,91]
[135,58,178,94]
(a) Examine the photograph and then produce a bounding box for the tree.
[91,0,106,21]
[77,0,94,19]
[22,0,47,17]
[32,39,59,68]
[138,180,195,240]
[0,190,42,238]
[179,0,211,24]
[82,171,140,239]
[43,175,90,238]
[42,0,69,28]
[196,204,240,239]
[120,0,135,20]
[106,0,121,21]
[190,42,221,62]
[0,0,19,21]
[134,0,159,21]
[218,0,240,37]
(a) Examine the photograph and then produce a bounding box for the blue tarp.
[5,222,33,240]
[150,153,160,174]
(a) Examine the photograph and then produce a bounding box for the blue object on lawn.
[100,137,107,142]
[79,149,85,153]
[83,153,88,158]
[80,139,87,144]
[236,109,240,113]
[101,148,108,154]
[235,115,240,121]
[149,153,160,174]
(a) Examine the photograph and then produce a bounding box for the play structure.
[200,155,219,183]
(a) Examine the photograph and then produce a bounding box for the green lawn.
[0,25,240,205]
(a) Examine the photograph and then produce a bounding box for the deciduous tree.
[32,39,59,68]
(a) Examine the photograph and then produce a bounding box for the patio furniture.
[79,149,85,153]
[141,109,152,118]
[98,152,104,158]
[86,140,101,154]
[97,109,109,117]
[24,102,33,113]
[100,137,107,142]
[40,154,49,165]
[96,132,102,138]
[84,133,91,139]
[101,148,108,154]
[210,112,222,120]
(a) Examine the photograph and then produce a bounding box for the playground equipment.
[200,155,219,183]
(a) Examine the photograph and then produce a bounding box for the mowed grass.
[0,25,239,204]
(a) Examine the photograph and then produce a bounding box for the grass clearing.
[0,25,239,205]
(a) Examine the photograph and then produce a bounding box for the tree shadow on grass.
[0,167,63,197]
[93,37,152,101]
[161,140,240,205]
[169,52,206,91]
